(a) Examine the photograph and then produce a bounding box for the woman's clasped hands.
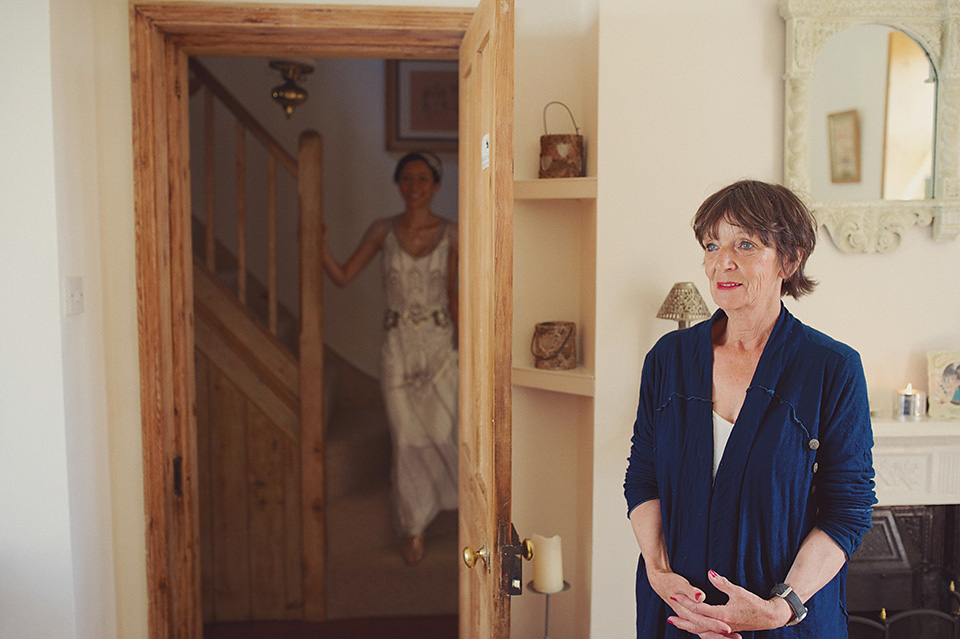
[650,568,793,638]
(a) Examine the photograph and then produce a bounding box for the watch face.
[771,583,807,625]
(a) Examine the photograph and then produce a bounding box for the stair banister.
[189,58,297,342]
[297,130,325,620]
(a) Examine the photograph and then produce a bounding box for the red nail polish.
[669,596,678,602]
[695,592,702,601]
[667,619,675,626]
[709,569,718,578]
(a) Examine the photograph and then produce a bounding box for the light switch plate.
[66,276,84,315]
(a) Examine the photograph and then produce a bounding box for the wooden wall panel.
[197,353,304,622]
[210,369,250,621]
[195,352,215,623]
[282,431,303,618]
[247,404,288,619]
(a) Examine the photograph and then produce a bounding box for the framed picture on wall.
[928,350,960,419]
[827,109,861,183]
[386,60,458,152]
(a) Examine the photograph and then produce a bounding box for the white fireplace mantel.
[872,418,960,507]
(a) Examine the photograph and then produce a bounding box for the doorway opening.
[186,54,460,627]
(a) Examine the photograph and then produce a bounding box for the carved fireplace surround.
[872,419,960,507]
[848,419,960,621]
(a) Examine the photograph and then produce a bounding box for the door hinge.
[173,455,183,497]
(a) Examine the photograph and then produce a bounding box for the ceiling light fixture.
[269,60,313,118]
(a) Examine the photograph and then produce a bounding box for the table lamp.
[656,282,710,329]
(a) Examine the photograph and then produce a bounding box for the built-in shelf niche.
[512,177,596,396]
[513,364,594,396]
[514,176,597,200]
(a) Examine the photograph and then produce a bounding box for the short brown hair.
[692,180,818,299]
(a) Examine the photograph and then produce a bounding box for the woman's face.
[396,159,440,209]
[702,219,786,317]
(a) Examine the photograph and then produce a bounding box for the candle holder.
[894,384,926,421]
[527,580,570,639]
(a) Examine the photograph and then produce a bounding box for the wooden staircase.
[194,263,305,621]
[189,57,326,623]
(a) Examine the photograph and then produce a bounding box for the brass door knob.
[520,538,534,561]
[462,543,488,568]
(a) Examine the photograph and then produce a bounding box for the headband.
[394,151,443,183]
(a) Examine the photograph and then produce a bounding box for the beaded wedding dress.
[378,218,459,537]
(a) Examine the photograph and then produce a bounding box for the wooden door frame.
[130,4,473,637]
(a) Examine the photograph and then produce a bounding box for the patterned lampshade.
[656,282,710,329]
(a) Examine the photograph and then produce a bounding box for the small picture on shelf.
[928,350,960,419]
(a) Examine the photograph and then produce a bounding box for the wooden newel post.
[298,130,326,621]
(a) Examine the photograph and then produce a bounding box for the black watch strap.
[770,583,807,626]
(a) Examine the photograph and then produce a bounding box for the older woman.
[624,180,875,638]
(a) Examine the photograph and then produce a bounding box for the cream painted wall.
[1,0,80,637]
[50,0,120,636]
[593,2,960,639]
[510,2,598,639]
[593,0,786,630]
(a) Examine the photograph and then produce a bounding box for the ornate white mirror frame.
[781,0,960,253]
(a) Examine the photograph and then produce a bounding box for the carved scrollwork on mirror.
[781,0,960,253]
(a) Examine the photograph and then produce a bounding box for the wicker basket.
[539,101,584,179]
[531,321,577,370]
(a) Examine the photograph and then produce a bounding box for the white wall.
[1,0,81,637]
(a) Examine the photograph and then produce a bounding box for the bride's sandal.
[402,534,425,566]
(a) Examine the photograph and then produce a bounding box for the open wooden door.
[457,0,515,637]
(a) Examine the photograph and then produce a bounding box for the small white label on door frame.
[481,134,491,170]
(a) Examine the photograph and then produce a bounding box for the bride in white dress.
[322,151,458,566]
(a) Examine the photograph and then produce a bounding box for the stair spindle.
[268,155,278,335]
[204,87,216,273]
[236,121,247,305]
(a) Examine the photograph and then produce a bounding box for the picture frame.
[385,60,458,152]
[927,350,960,419]
[827,109,861,183]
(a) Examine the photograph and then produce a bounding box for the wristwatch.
[770,583,807,626]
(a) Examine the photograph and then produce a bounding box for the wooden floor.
[204,615,458,639]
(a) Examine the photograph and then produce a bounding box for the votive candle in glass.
[894,383,926,421]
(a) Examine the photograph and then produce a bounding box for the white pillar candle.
[532,533,564,594]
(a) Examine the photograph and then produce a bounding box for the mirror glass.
[807,25,936,201]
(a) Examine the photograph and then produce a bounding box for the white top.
[712,411,734,479]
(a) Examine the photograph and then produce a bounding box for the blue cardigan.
[624,306,875,638]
